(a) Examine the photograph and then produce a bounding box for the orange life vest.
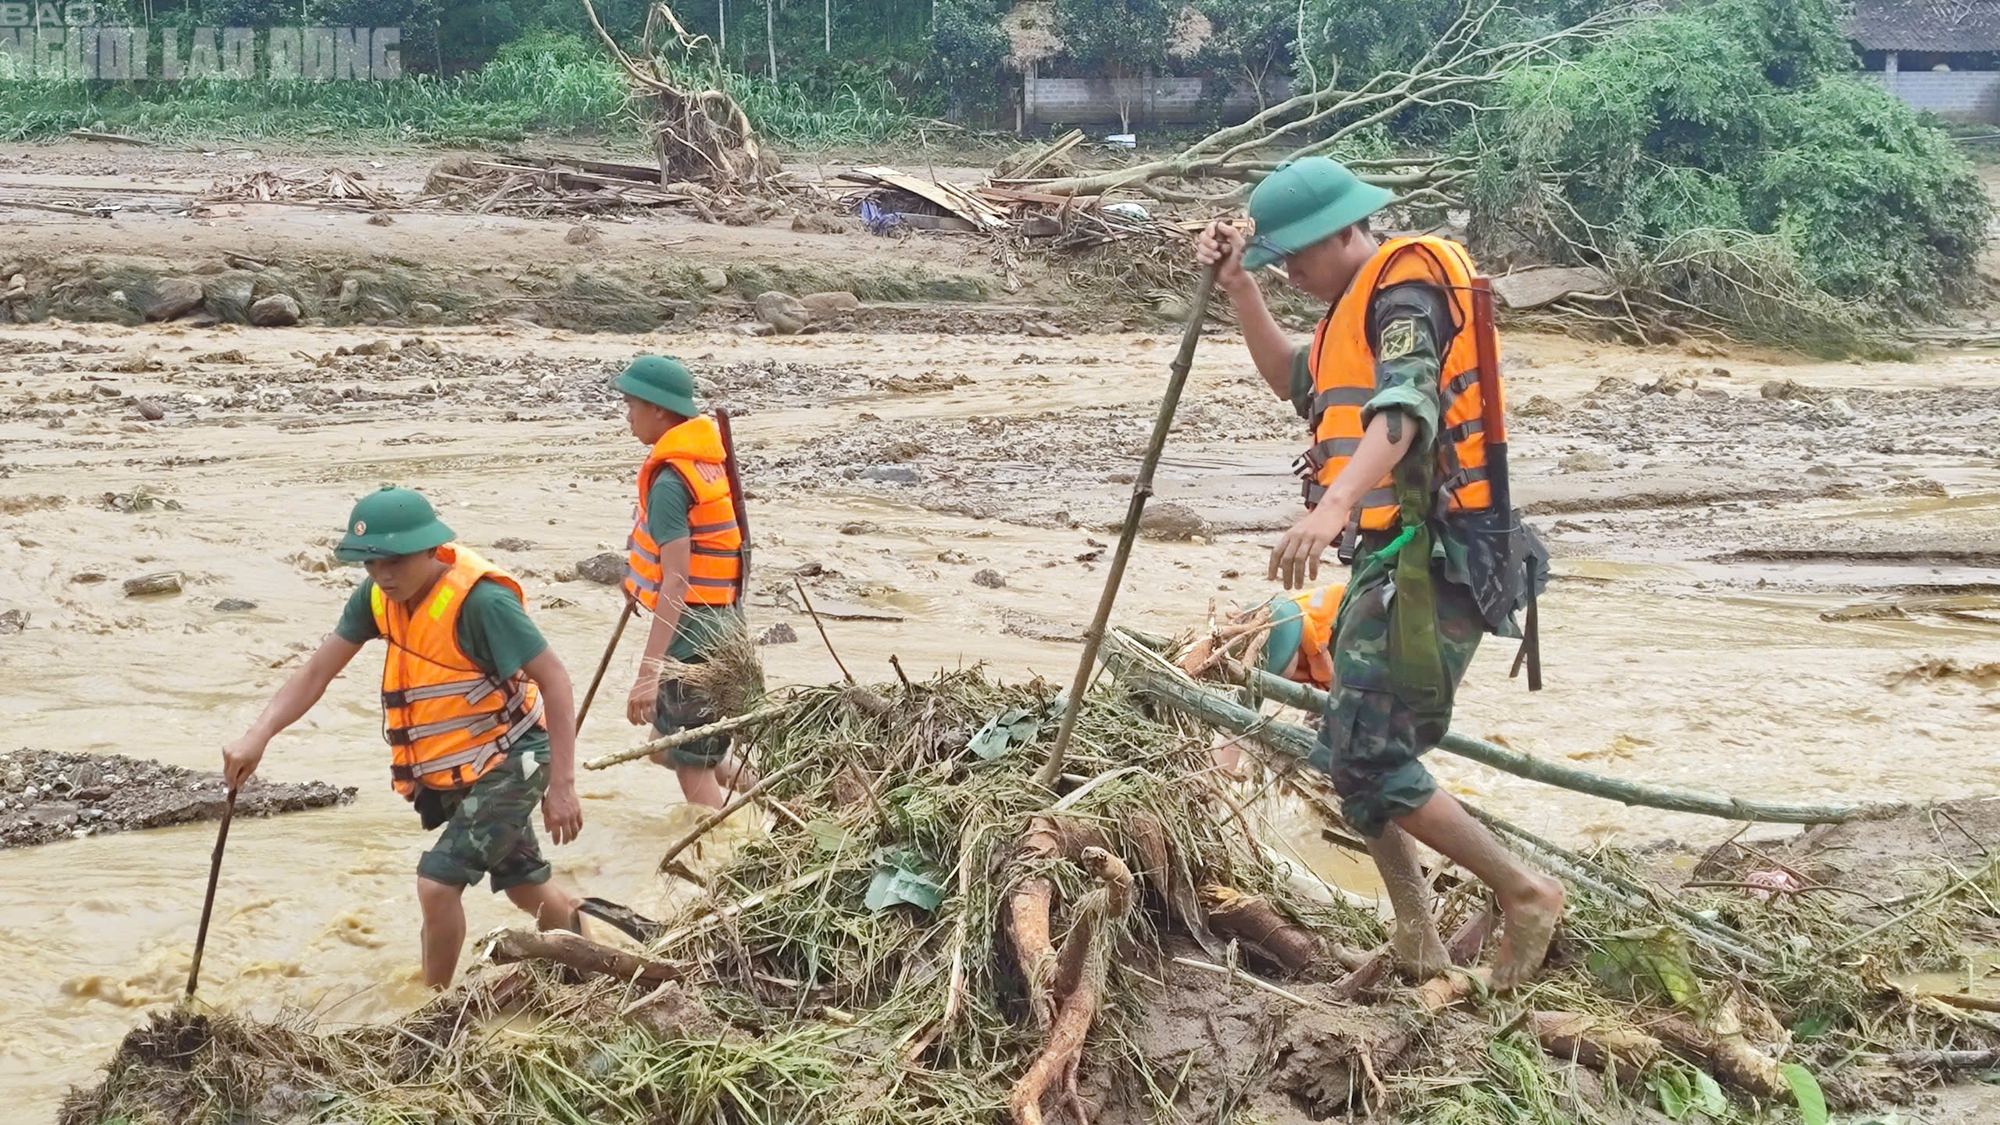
[624,415,743,610]
[369,544,545,798]
[1289,582,1345,690]
[1299,235,1495,530]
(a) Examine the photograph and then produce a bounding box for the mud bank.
[0,749,352,850]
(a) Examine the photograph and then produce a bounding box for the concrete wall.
[1023,73,1288,128]
[1869,70,2000,123]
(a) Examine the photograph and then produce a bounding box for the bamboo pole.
[1036,265,1219,789]
[1236,665,1895,825]
[583,697,799,770]
[656,760,803,872]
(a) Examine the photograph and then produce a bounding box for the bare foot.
[1491,874,1565,992]
[1392,918,1452,981]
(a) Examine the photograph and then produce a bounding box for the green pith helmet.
[1261,594,1305,676]
[334,486,455,562]
[610,354,698,417]
[1242,157,1394,270]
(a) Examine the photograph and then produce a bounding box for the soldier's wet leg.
[1392,792,1563,991]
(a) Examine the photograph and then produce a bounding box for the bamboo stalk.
[582,697,798,770]
[1037,265,1219,789]
[1238,666,1895,825]
[1101,630,1777,967]
[655,761,803,872]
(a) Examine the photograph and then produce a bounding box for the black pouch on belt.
[414,785,450,831]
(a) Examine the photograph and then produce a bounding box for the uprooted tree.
[581,0,780,188]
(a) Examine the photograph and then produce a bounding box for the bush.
[1475,0,1991,350]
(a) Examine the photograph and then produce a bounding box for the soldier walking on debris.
[222,487,586,990]
[1197,156,1563,990]
[611,355,758,809]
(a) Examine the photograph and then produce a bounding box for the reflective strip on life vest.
[1298,236,1493,530]
[371,544,543,798]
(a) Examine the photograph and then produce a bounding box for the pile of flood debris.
[62,665,2000,1125]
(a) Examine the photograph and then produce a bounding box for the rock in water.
[134,398,165,421]
[575,553,626,586]
[1557,451,1613,474]
[0,609,27,634]
[973,569,1007,588]
[136,277,203,322]
[566,224,600,245]
[1138,502,1208,542]
[858,464,920,485]
[248,293,302,327]
[760,622,799,645]
[123,572,183,597]
[754,291,810,335]
[214,598,258,612]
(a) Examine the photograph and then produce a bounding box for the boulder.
[1138,502,1209,542]
[135,277,203,322]
[754,291,809,335]
[759,622,799,646]
[972,569,1007,589]
[698,267,729,292]
[248,294,301,327]
[575,553,626,586]
[799,291,860,318]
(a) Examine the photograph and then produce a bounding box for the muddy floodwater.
[3,319,1999,1117]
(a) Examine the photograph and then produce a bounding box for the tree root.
[1529,1011,1661,1083]
[1201,884,1324,976]
[483,928,685,984]
[1009,849,1134,1125]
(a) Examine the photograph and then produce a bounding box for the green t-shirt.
[647,469,743,662]
[336,576,551,761]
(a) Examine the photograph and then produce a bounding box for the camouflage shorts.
[652,672,727,767]
[1307,566,1485,838]
[417,750,551,892]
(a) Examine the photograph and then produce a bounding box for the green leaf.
[1587,926,1700,1007]
[968,706,1040,760]
[1780,1062,1829,1125]
[1648,1070,1693,1120]
[1692,1069,1727,1116]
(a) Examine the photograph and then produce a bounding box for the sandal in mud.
[576,897,665,944]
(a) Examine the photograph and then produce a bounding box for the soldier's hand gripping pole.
[1035,264,1219,789]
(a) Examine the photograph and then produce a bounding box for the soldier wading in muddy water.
[611,355,758,809]
[1198,156,1563,990]
[221,486,587,990]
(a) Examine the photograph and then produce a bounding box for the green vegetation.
[1473,0,1990,351]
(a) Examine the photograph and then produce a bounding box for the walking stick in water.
[576,602,635,732]
[1036,264,1219,788]
[185,786,238,999]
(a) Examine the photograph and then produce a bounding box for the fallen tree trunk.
[484,928,686,984]
[1200,884,1325,976]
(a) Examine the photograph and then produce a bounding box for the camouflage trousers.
[416,748,552,892]
[1307,558,1486,838]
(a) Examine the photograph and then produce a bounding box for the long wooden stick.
[655,760,803,871]
[794,577,854,685]
[185,787,239,998]
[575,602,635,732]
[1238,665,1895,825]
[1038,264,1219,788]
[583,697,799,770]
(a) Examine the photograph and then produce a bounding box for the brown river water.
[3,321,1998,1116]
